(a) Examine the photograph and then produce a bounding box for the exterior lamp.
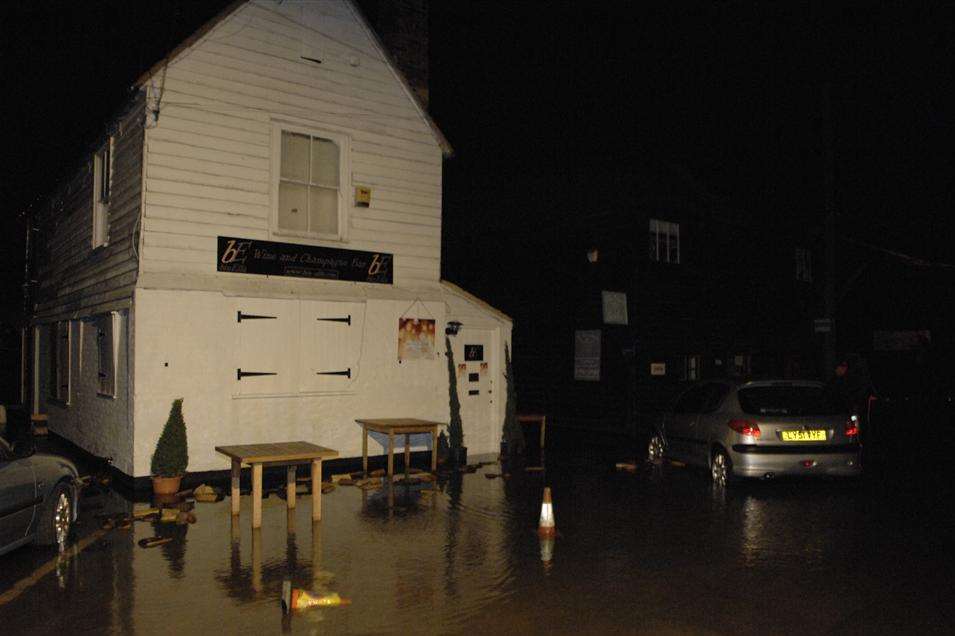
[445,321,462,336]
[586,248,599,263]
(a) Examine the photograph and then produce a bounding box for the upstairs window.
[92,139,112,249]
[649,219,680,264]
[275,125,348,240]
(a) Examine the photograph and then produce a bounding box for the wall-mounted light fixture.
[586,248,599,263]
[446,320,462,336]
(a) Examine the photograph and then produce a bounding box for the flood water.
[2,432,954,635]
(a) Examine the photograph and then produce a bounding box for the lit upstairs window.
[92,138,112,249]
[649,218,680,264]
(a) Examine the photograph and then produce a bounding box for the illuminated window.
[683,354,702,381]
[274,124,349,239]
[92,138,112,249]
[649,219,680,264]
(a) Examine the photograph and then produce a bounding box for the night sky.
[1,0,952,319]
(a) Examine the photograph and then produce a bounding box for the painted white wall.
[132,288,508,477]
[38,314,134,475]
[140,0,443,289]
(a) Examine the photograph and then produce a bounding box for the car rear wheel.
[647,434,664,463]
[37,483,72,547]
[711,450,731,487]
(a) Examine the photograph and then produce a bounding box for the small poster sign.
[650,362,667,376]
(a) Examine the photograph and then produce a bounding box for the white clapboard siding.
[33,92,145,321]
[141,0,445,287]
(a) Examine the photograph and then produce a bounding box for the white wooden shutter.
[299,301,364,393]
[234,299,299,396]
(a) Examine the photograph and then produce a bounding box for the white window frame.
[684,354,702,381]
[96,312,120,398]
[649,218,680,264]
[92,137,113,249]
[50,321,72,405]
[271,122,350,242]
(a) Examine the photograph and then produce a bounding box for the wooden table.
[215,442,339,529]
[355,418,442,478]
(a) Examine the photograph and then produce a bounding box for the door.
[451,329,495,451]
[0,454,37,550]
[666,385,708,463]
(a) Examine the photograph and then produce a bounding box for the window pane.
[309,186,338,235]
[310,138,339,187]
[281,132,309,181]
[278,181,308,231]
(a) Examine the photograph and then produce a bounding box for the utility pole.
[822,84,837,374]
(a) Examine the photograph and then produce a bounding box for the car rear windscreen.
[738,385,845,416]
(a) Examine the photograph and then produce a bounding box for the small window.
[683,354,702,381]
[274,126,347,239]
[733,354,751,377]
[795,247,812,282]
[92,139,112,249]
[49,321,71,404]
[96,313,118,397]
[649,219,680,264]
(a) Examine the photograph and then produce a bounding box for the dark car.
[648,379,863,485]
[1,405,80,555]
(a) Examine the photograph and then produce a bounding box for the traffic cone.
[538,487,556,538]
[282,580,351,613]
[539,535,555,572]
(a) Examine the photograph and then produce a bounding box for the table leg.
[286,465,296,509]
[404,434,411,478]
[311,459,322,521]
[387,432,394,479]
[252,463,263,529]
[312,520,322,588]
[431,427,438,472]
[362,425,368,476]
[251,528,262,593]
[231,459,241,516]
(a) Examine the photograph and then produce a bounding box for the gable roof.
[134,0,452,156]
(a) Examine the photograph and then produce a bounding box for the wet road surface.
[2,434,953,635]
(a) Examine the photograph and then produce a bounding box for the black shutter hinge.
[237,368,277,380]
[317,315,351,325]
[316,368,351,378]
[238,311,277,323]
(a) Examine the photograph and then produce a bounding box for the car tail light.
[845,414,859,437]
[728,419,761,438]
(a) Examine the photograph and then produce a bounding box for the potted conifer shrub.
[445,337,466,466]
[501,344,525,458]
[151,398,189,495]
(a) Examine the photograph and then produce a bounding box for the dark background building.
[2,1,953,431]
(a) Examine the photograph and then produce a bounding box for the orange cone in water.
[282,580,351,613]
[538,487,556,538]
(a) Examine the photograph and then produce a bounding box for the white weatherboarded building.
[24,0,511,480]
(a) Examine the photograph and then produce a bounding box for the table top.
[215,441,339,464]
[356,418,444,433]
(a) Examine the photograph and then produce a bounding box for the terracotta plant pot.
[152,475,183,495]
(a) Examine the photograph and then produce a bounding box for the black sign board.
[464,345,483,361]
[217,236,392,284]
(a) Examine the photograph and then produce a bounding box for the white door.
[452,329,495,450]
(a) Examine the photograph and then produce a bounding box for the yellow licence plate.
[781,430,827,442]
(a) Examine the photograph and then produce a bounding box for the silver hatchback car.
[649,379,862,485]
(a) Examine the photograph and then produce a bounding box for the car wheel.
[37,482,72,547]
[647,434,664,463]
[711,449,731,487]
